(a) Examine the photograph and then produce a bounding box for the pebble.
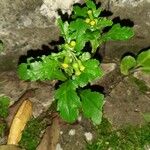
[68,129,76,136]
[84,132,93,141]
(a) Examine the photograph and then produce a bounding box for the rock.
[0,0,82,71]
[59,119,94,150]
[37,115,60,150]
[0,0,150,70]
[40,0,82,19]
[104,77,150,128]
[101,63,117,74]
[102,0,150,60]
[84,132,93,141]
[56,143,63,150]
[68,129,76,136]
[0,71,54,119]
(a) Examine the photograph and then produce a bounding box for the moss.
[0,123,6,137]
[19,118,46,150]
[0,96,10,118]
[87,118,150,150]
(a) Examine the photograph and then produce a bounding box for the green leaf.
[69,19,89,35]
[69,19,89,52]
[57,18,69,41]
[55,80,81,123]
[79,52,91,61]
[80,89,104,124]
[73,6,88,18]
[73,59,103,87]
[18,56,67,81]
[18,63,29,80]
[93,8,102,17]
[75,34,88,52]
[85,30,101,53]
[140,67,150,73]
[120,56,136,75]
[102,24,134,41]
[0,96,10,118]
[137,50,150,73]
[86,0,96,10]
[97,18,113,29]
[85,30,100,40]
[90,39,101,53]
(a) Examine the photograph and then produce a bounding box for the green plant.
[0,95,10,118]
[18,0,134,124]
[120,49,150,75]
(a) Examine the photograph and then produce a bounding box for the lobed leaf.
[75,34,88,52]
[73,6,88,18]
[120,56,136,75]
[69,19,89,52]
[85,30,100,40]
[86,0,96,10]
[102,24,134,41]
[55,80,81,123]
[90,38,101,53]
[69,19,89,34]
[79,52,91,61]
[18,56,67,81]
[80,89,104,124]
[97,18,113,29]
[73,59,103,87]
[137,50,150,73]
[85,30,101,53]
[93,8,102,17]
[57,18,69,41]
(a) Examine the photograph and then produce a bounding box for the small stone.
[77,116,82,122]
[60,131,63,135]
[68,129,76,136]
[84,132,93,141]
[56,143,63,150]
[101,63,117,74]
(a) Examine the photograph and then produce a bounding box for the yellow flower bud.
[80,65,85,71]
[85,18,90,24]
[87,10,92,15]
[62,63,69,69]
[70,41,76,47]
[90,20,96,26]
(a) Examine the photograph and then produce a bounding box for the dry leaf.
[7,100,32,145]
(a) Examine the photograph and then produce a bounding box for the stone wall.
[0,0,150,71]
[102,0,150,61]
